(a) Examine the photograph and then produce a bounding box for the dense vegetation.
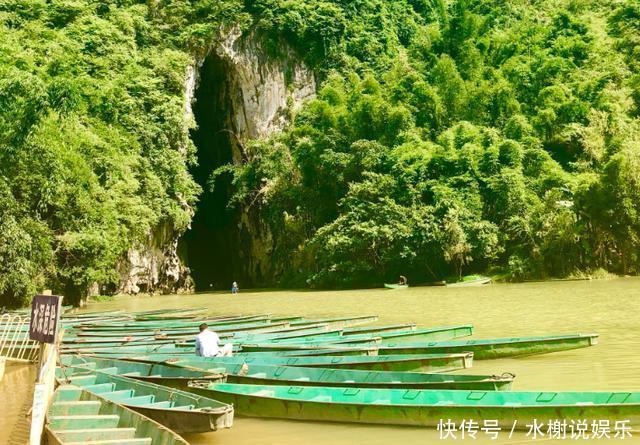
[222,0,640,287]
[0,0,246,305]
[1,0,640,304]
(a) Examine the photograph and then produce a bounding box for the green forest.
[2,0,640,305]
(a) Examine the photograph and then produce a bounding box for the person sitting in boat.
[398,275,407,285]
[231,281,239,294]
[195,323,233,357]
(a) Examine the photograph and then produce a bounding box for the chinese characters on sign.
[29,295,62,344]
[437,419,633,440]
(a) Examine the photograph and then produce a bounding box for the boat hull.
[379,334,599,359]
[202,384,640,429]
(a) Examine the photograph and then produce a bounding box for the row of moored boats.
[2,307,635,444]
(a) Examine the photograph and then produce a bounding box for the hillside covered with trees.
[2,0,640,304]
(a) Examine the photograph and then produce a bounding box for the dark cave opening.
[182,53,242,292]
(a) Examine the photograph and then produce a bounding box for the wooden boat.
[377,333,599,359]
[60,355,227,390]
[46,384,189,445]
[446,276,492,287]
[343,324,417,335]
[79,314,272,331]
[56,368,234,433]
[384,283,408,289]
[249,325,473,346]
[197,363,514,391]
[238,337,382,352]
[75,321,290,338]
[233,327,468,352]
[62,326,336,349]
[133,308,208,321]
[239,347,380,357]
[289,316,378,330]
[199,383,640,428]
[172,352,473,373]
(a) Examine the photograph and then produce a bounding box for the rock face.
[118,222,193,295]
[207,28,317,283]
[116,28,315,294]
[213,27,316,149]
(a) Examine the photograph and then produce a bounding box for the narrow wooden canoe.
[202,363,514,391]
[342,324,417,335]
[46,384,189,445]
[56,368,234,433]
[289,316,379,330]
[384,283,408,289]
[75,321,289,337]
[377,334,599,359]
[60,355,227,390]
[251,325,473,346]
[172,353,473,373]
[200,383,640,428]
[238,347,380,357]
[446,276,491,287]
[78,314,272,331]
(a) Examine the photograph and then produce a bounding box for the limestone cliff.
[115,28,316,294]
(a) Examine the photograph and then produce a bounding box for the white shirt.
[195,330,220,357]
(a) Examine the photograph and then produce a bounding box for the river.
[5,278,640,444]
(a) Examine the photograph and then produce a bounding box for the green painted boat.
[384,283,408,289]
[446,275,492,287]
[249,325,473,346]
[78,314,272,331]
[172,352,473,373]
[200,383,640,428]
[289,316,379,330]
[60,355,227,390]
[46,384,189,445]
[238,347,380,357]
[62,326,336,349]
[75,321,289,338]
[342,324,417,335]
[378,333,599,359]
[197,363,514,391]
[71,345,205,356]
[238,338,382,352]
[56,368,234,433]
[133,308,207,320]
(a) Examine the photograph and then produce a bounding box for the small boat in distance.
[384,283,408,289]
[446,275,492,287]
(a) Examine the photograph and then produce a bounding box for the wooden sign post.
[28,294,63,445]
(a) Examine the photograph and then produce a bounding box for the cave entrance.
[182,53,242,292]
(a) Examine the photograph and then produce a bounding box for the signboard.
[29,294,62,344]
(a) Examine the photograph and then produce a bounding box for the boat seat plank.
[66,439,152,445]
[100,390,135,400]
[170,404,195,411]
[55,428,137,442]
[145,401,173,408]
[83,383,116,393]
[118,395,155,405]
[48,414,121,430]
[50,401,102,416]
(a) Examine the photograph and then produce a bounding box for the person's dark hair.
[199,323,208,332]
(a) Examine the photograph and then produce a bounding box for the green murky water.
[81,278,640,444]
[4,278,639,443]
